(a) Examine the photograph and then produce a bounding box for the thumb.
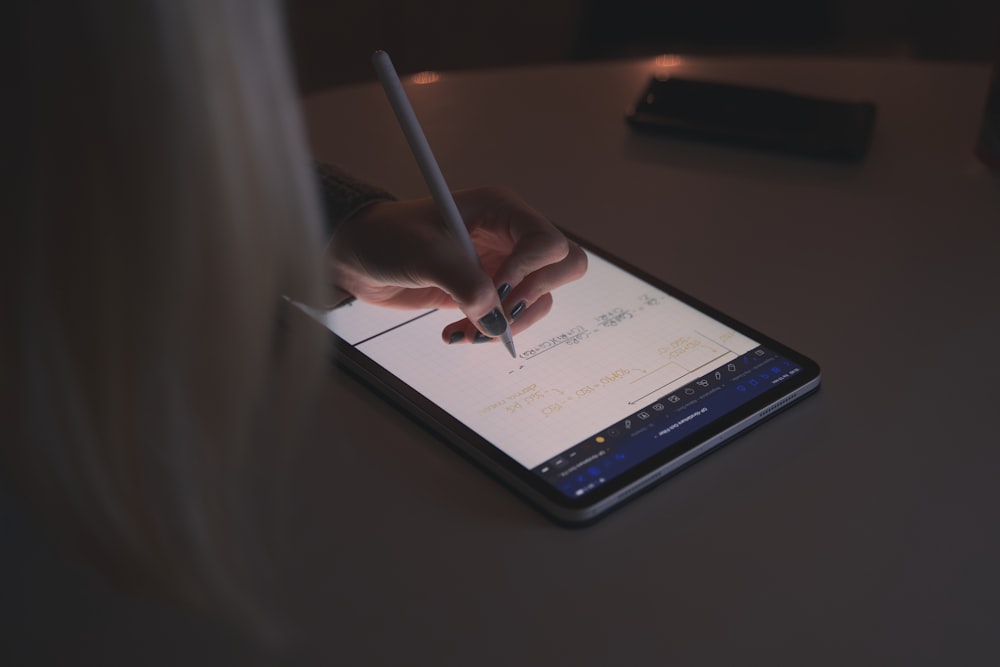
[433,255,508,338]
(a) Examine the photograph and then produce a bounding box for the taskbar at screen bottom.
[532,346,804,499]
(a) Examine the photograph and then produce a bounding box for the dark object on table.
[627,76,876,161]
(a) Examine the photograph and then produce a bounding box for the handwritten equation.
[480,365,649,419]
[486,330,733,420]
[518,294,662,361]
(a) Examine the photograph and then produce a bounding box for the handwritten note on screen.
[325,252,757,469]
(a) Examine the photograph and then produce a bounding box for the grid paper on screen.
[326,252,757,469]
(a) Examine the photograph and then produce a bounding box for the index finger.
[456,186,571,287]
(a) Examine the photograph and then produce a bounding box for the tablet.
[313,235,820,525]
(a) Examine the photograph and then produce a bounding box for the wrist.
[315,162,396,235]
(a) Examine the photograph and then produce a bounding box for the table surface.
[302,55,1000,665]
[6,55,999,666]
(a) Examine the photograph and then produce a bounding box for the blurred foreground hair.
[3,0,328,642]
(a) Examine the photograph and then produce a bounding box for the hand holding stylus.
[328,185,587,346]
[326,50,586,353]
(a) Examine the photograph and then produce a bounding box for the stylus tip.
[500,328,516,359]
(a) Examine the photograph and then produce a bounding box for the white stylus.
[371,49,516,358]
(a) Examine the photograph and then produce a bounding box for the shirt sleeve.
[315,162,396,236]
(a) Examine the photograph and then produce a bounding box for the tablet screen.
[320,245,815,504]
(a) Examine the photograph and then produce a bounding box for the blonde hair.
[4,0,327,640]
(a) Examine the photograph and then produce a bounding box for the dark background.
[284,0,999,94]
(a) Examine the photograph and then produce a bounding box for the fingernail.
[496,282,511,302]
[448,331,465,344]
[509,300,526,321]
[478,307,507,337]
[472,331,491,344]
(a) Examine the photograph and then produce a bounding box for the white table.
[299,55,1000,665]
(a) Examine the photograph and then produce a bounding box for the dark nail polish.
[478,307,507,337]
[496,282,511,302]
[509,300,526,321]
[449,331,465,344]
[472,331,491,344]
